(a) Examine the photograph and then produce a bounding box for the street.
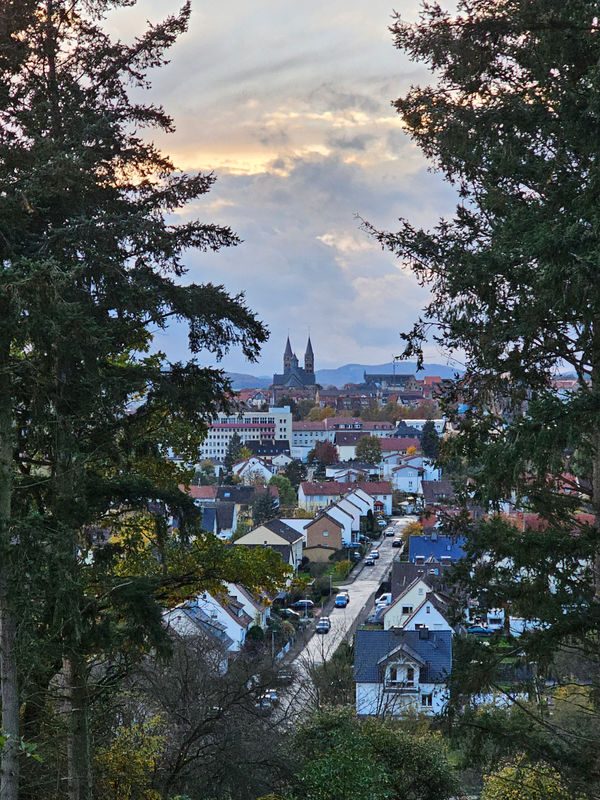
[291,516,414,667]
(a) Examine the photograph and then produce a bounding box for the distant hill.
[315,362,460,388]
[227,361,459,390]
[227,372,272,389]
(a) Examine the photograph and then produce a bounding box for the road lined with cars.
[290,516,414,669]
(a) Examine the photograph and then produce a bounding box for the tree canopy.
[372,0,600,792]
[355,435,382,466]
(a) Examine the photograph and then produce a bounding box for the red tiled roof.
[356,481,392,496]
[380,438,420,451]
[423,376,442,386]
[300,481,348,496]
[179,485,217,500]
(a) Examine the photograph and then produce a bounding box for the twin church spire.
[283,335,314,374]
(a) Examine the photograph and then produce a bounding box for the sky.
[108,1,458,376]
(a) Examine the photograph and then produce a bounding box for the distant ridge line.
[227,361,459,390]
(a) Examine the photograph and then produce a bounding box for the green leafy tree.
[368,0,600,788]
[268,475,296,508]
[355,435,382,466]
[289,708,458,800]
[294,399,315,421]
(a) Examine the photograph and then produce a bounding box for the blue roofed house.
[408,534,465,565]
[354,628,452,717]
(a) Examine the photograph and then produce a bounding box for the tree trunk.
[0,335,19,800]
[64,656,92,800]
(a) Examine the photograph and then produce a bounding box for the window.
[421,693,433,708]
[389,667,398,683]
[323,530,328,537]
[426,605,431,614]
[406,667,414,685]
[401,606,413,615]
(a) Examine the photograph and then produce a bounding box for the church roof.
[305,336,314,356]
[284,337,293,357]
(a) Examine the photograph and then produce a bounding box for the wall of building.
[305,515,343,552]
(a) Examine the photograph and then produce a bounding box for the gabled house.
[162,602,234,655]
[303,511,344,561]
[408,534,465,565]
[166,592,254,652]
[354,628,452,716]
[233,519,303,571]
[335,496,362,534]
[321,502,354,544]
[225,582,270,628]
[232,456,274,484]
[382,577,453,633]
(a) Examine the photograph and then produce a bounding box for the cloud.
[104,0,458,374]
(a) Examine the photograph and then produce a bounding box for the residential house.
[232,456,275,484]
[319,502,354,544]
[303,511,344,562]
[354,628,452,716]
[233,519,304,571]
[225,582,270,628]
[162,602,234,653]
[298,481,347,512]
[421,479,456,508]
[408,534,465,565]
[382,577,453,633]
[171,592,254,652]
[389,463,424,494]
[215,502,237,539]
[334,431,369,461]
[335,496,362,535]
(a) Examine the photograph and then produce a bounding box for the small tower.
[283,336,293,372]
[304,336,314,374]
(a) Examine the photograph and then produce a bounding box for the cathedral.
[271,336,317,392]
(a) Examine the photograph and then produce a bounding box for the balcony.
[384,682,418,694]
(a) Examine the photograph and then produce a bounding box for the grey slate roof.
[237,542,292,565]
[215,502,235,532]
[354,629,452,684]
[263,518,303,544]
[201,506,216,533]
[421,479,456,506]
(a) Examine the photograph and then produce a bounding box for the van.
[375,592,392,606]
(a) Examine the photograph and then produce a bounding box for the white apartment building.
[199,407,292,460]
[292,417,395,460]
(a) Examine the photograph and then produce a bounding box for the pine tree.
[372,0,600,790]
[0,2,277,798]
[421,421,440,460]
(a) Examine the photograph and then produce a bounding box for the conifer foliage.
[0,2,276,798]
[372,0,600,792]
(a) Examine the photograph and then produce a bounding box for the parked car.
[369,550,379,560]
[467,625,493,637]
[364,557,375,566]
[315,617,331,634]
[279,608,301,620]
[276,668,295,685]
[291,599,315,611]
[392,538,403,548]
[377,519,387,527]
[384,527,395,536]
[335,593,348,608]
[375,592,392,606]
[353,551,361,560]
[262,688,279,705]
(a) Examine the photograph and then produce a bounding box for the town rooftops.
[421,480,456,506]
[300,480,392,497]
[179,484,217,500]
[380,438,420,452]
[409,534,465,563]
[354,629,452,683]
[262,519,304,544]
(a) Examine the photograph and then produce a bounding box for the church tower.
[304,336,314,374]
[283,336,293,372]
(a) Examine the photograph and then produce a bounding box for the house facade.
[303,512,344,561]
[354,629,452,717]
